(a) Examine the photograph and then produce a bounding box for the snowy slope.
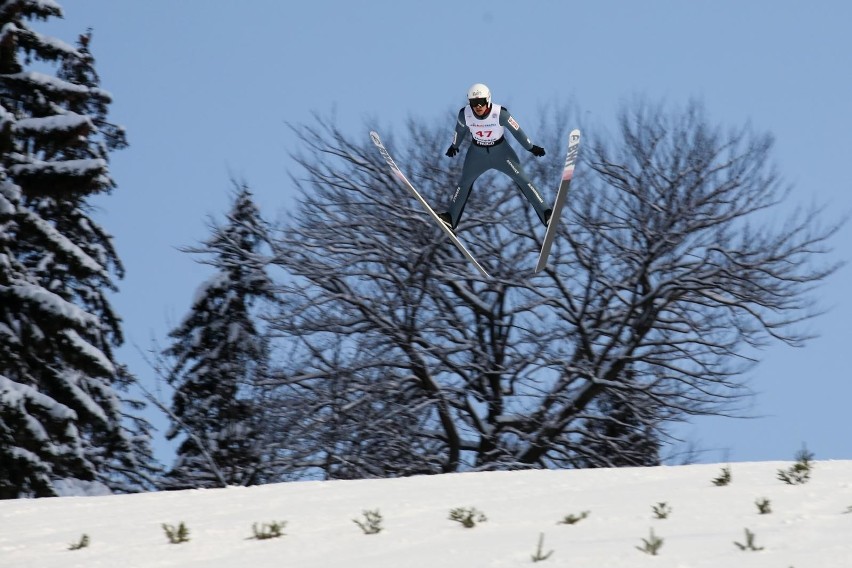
[2,461,851,568]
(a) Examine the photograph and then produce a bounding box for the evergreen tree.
[0,1,155,498]
[163,184,274,489]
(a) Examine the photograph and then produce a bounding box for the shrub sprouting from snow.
[652,502,672,519]
[353,510,383,535]
[778,447,815,485]
[449,507,487,528]
[68,534,89,550]
[162,522,190,544]
[734,528,764,551]
[557,510,590,525]
[712,466,732,486]
[636,528,664,555]
[531,533,553,562]
[251,521,286,540]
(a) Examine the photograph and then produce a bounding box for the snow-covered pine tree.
[0,1,156,498]
[163,184,275,489]
[56,30,157,493]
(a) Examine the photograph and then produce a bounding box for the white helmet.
[467,83,491,106]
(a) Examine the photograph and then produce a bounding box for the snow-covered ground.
[2,461,851,567]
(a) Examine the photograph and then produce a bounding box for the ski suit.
[444,104,549,229]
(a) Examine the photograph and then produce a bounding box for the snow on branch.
[0,185,18,214]
[0,1,62,22]
[13,112,93,136]
[62,329,116,377]
[18,207,107,275]
[2,71,89,95]
[10,157,107,178]
[0,374,77,422]
[9,157,109,196]
[7,281,99,329]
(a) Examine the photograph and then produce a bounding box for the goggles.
[469,98,489,108]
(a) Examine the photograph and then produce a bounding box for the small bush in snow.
[557,510,590,525]
[531,532,553,562]
[734,528,764,551]
[636,528,664,555]
[778,447,815,485]
[251,521,286,540]
[712,466,732,486]
[68,534,89,550]
[353,510,383,535]
[652,502,672,519]
[755,498,772,514]
[162,522,190,544]
[449,507,487,528]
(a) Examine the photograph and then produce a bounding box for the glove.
[445,145,458,158]
[530,145,546,157]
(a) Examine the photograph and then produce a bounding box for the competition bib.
[464,104,504,145]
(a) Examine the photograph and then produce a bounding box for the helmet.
[467,83,491,106]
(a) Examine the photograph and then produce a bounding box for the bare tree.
[515,100,842,467]
[266,101,841,478]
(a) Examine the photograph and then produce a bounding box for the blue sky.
[41,1,850,465]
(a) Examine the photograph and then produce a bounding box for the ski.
[535,129,581,273]
[369,131,490,279]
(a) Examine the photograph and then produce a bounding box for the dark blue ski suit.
[443,103,549,229]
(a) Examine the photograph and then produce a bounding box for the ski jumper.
[444,104,548,229]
